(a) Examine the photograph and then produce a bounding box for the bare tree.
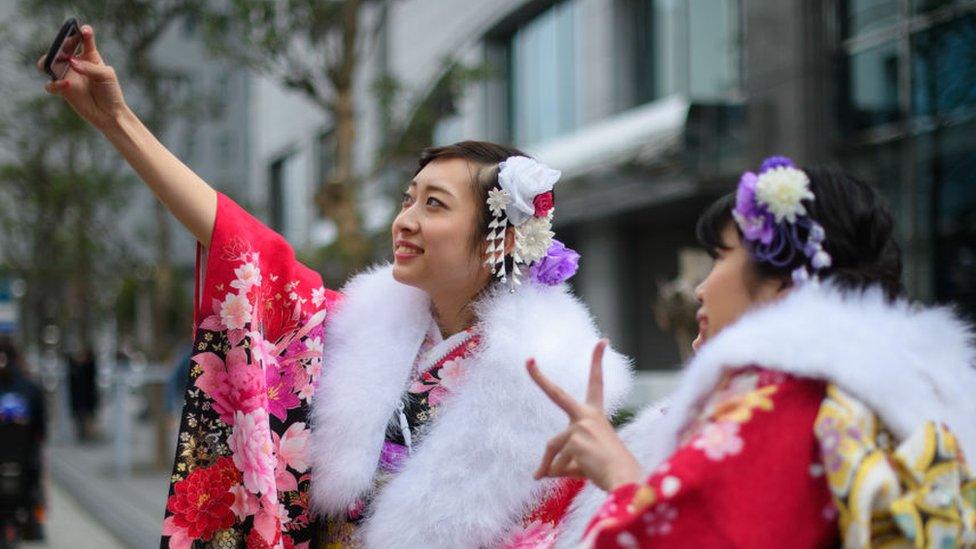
[201,0,377,272]
[33,0,207,360]
[0,93,135,352]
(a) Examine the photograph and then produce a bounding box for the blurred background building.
[0,1,973,543]
[208,0,974,377]
[5,0,972,380]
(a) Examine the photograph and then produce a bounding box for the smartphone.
[43,18,82,81]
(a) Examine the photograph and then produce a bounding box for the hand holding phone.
[43,18,83,81]
[39,23,129,132]
[37,21,219,248]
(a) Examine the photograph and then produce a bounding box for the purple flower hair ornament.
[529,239,580,286]
[732,156,832,284]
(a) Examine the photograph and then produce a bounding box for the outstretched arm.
[40,25,217,246]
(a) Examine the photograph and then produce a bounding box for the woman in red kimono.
[42,25,633,548]
[527,158,976,547]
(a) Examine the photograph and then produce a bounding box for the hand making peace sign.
[526,339,644,492]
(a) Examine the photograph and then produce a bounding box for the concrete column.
[743,0,837,163]
[575,221,623,345]
[577,0,619,125]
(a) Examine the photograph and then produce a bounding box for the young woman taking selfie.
[41,25,633,548]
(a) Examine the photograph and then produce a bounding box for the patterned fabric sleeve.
[581,369,837,548]
[815,384,976,547]
[162,193,341,549]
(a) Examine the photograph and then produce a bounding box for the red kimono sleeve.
[582,370,837,548]
[162,193,340,549]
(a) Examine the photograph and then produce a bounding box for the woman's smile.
[394,239,424,261]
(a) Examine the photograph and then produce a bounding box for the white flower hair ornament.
[732,156,832,285]
[484,156,570,289]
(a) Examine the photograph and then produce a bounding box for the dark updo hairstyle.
[696,165,904,300]
[415,140,537,249]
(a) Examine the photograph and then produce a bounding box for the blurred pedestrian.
[67,346,98,441]
[0,339,46,542]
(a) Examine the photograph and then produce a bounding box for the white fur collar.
[310,264,633,548]
[559,284,976,546]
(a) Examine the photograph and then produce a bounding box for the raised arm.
[40,25,217,247]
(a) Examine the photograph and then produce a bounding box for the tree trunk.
[317,0,370,273]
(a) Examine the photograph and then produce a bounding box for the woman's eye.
[401,192,413,206]
[426,197,444,207]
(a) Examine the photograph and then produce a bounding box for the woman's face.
[391,157,490,296]
[692,222,785,352]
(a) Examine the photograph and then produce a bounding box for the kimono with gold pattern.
[163,194,339,548]
[558,284,976,548]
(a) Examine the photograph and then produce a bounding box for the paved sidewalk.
[23,481,124,549]
[46,424,171,549]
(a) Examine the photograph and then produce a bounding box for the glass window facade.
[846,41,901,128]
[624,0,741,108]
[911,15,976,116]
[843,0,900,37]
[268,152,308,245]
[841,2,976,320]
[508,0,579,145]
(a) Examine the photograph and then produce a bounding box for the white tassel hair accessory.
[484,156,560,289]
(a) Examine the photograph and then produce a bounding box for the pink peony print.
[220,292,252,330]
[162,515,193,549]
[248,332,279,371]
[277,422,311,473]
[252,502,281,547]
[274,463,298,493]
[230,261,262,293]
[691,421,744,461]
[228,408,276,495]
[229,483,260,520]
[193,347,267,425]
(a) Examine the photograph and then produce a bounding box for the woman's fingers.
[586,339,607,409]
[526,359,583,419]
[534,430,570,480]
[44,79,69,95]
[36,54,47,74]
[79,25,103,64]
[536,431,570,478]
[68,57,113,81]
[557,457,583,479]
[548,450,579,478]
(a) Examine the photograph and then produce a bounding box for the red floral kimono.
[162,194,340,548]
[559,283,976,548]
[581,368,836,547]
[578,367,976,548]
